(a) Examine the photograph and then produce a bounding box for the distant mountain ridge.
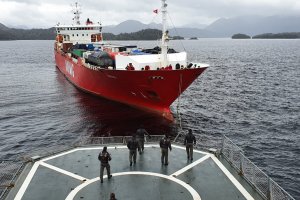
[206,15,300,37]
[103,15,300,37]
[1,15,300,40]
[102,20,214,38]
[103,20,161,34]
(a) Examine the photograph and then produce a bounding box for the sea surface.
[0,39,299,199]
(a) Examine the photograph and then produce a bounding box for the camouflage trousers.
[186,143,194,159]
[161,148,169,164]
[100,163,111,181]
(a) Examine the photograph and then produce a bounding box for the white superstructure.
[54,2,103,44]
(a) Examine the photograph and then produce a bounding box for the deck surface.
[7,144,263,200]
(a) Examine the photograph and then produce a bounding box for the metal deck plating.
[5,144,263,200]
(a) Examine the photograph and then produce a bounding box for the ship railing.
[78,135,165,146]
[0,160,25,200]
[173,130,223,152]
[79,136,124,145]
[220,135,295,200]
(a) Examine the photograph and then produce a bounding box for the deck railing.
[220,135,295,200]
[0,134,295,200]
[75,135,165,146]
[0,161,25,200]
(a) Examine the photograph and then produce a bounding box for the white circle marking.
[65,171,201,200]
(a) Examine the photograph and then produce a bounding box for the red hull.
[55,50,207,119]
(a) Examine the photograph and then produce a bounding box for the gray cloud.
[1,0,300,28]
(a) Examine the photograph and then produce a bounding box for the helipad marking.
[39,145,208,163]
[13,145,252,200]
[40,146,129,163]
[41,148,79,162]
[40,162,88,181]
[76,146,128,151]
[171,144,210,155]
[171,154,211,177]
[65,171,201,200]
[14,158,90,200]
[76,144,158,151]
[75,144,209,155]
[210,155,254,200]
[14,161,41,200]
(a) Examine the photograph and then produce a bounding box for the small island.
[172,36,184,40]
[189,37,198,40]
[232,33,251,39]
[252,32,300,39]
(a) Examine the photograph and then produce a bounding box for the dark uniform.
[98,146,112,183]
[110,192,117,200]
[127,136,140,166]
[160,135,172,165]
[184,129,196,160]
[136,126,150,153]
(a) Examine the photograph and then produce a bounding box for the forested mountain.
[103,29,162,40]
[0,24,55,40]
[0,23,163,41]
[252,32,300,39]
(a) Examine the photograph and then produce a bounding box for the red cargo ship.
[54,0,208,120]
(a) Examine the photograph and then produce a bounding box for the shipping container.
[72,49,86,57]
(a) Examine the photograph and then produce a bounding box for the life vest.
[98,151,111,163]
[127,139,138,150]
[160,138,170,149]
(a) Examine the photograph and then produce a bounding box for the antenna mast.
[161,0,168,68]
[72,2,81,25]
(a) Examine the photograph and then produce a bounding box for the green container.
[72,49,86,57]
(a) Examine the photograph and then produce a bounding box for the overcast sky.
[1,0,300,28]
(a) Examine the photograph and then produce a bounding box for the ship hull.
[55,50,207,119]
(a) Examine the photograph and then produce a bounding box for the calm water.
[0,39,299,198]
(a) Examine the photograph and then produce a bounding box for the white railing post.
[239,151,244,175]
[267,177,272,200]
[220,134,225,155]
[252,164,256,187]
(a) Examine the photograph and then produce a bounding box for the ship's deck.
[6,144,264,200]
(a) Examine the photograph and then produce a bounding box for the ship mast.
[72,2,81,25]
[161,0,168,67]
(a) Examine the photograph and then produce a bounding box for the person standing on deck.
[127,135,140,166]
[160,134,172,165]
[184,129,196,160]
[110,193,117,200]
[98,146,112,183]
[136,124,150,154]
